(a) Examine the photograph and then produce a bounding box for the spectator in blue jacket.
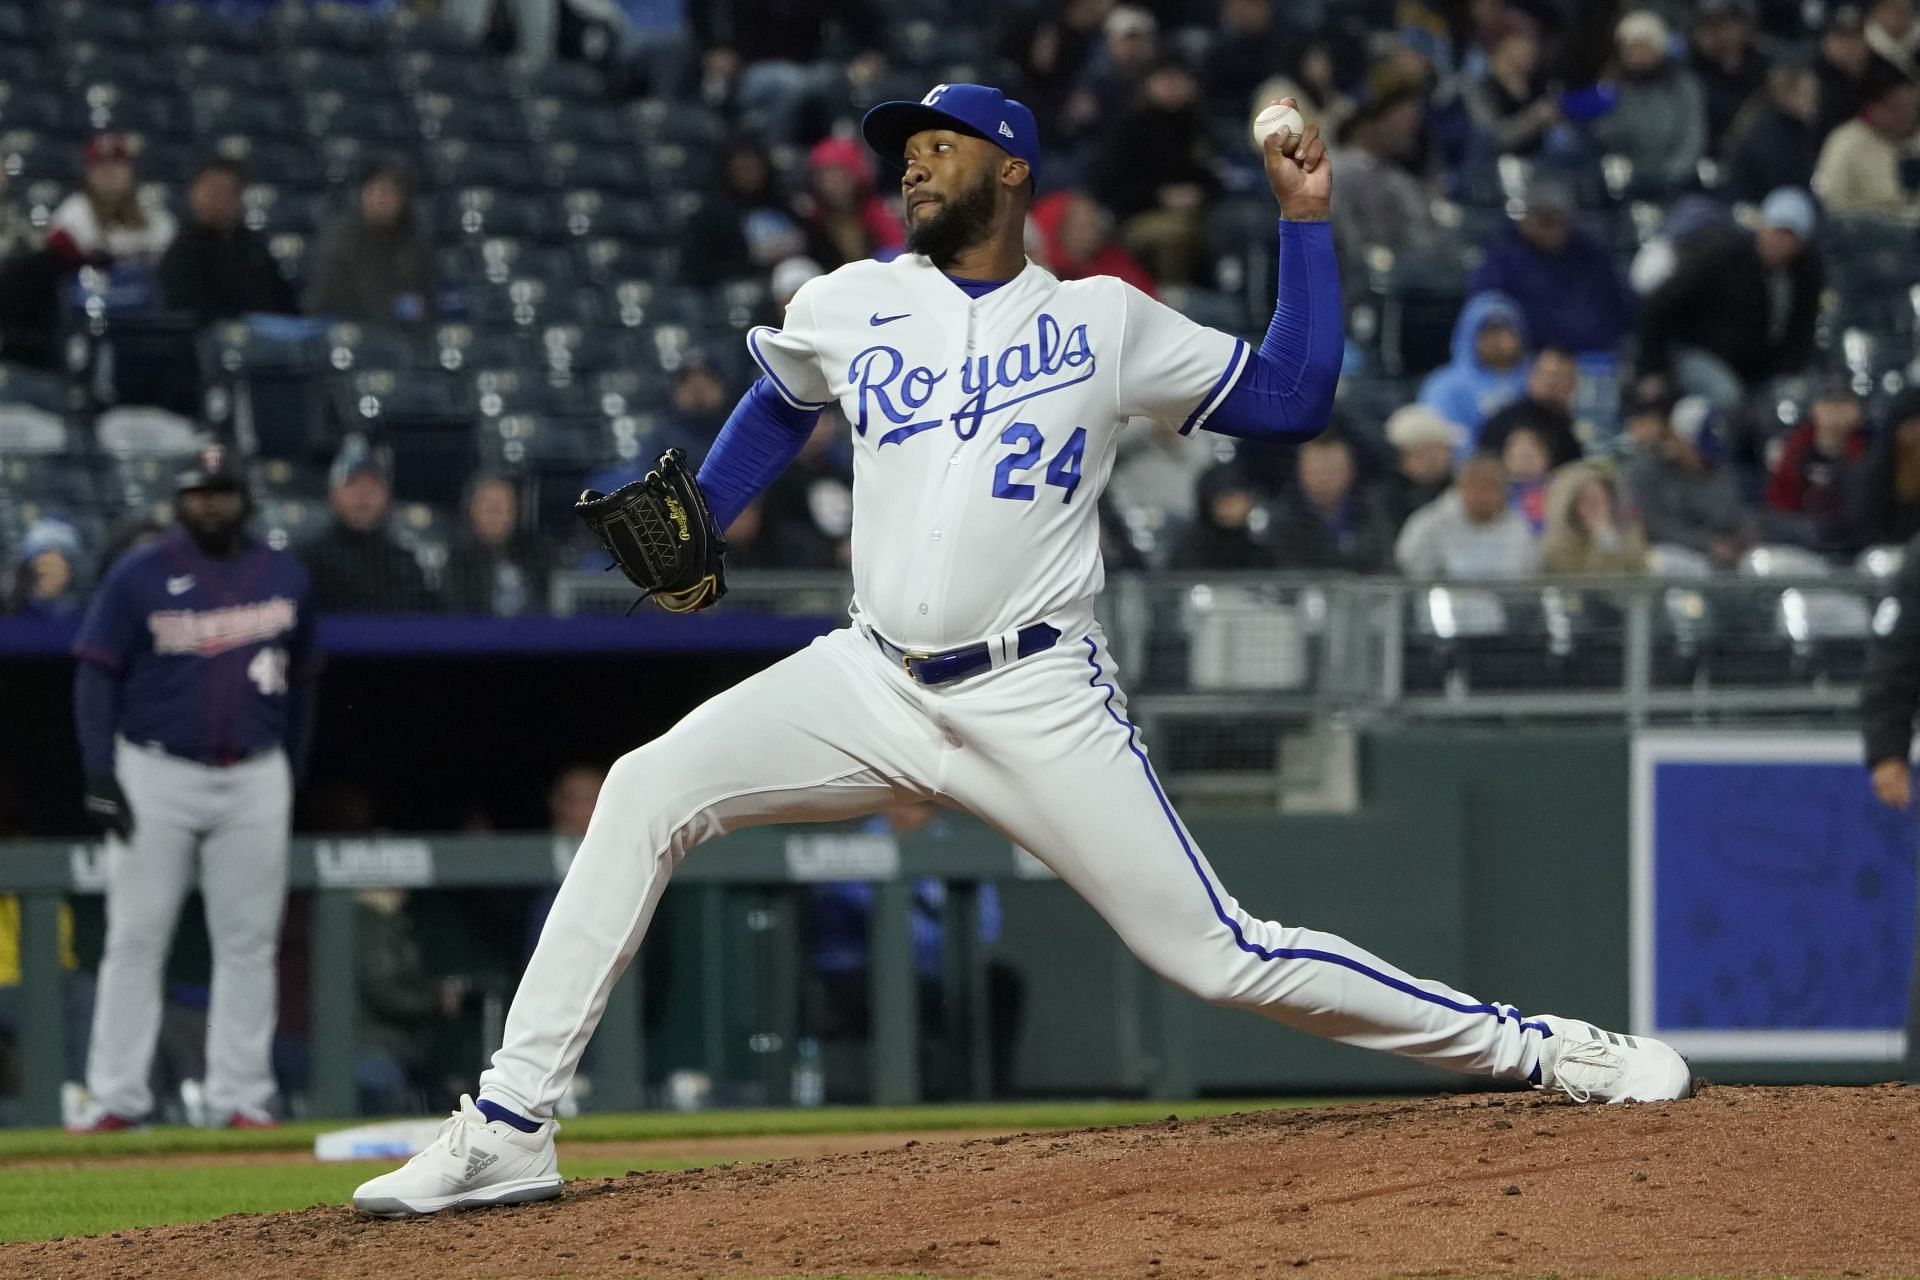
[1467,178,1634,359]
[1418,290,1531,447]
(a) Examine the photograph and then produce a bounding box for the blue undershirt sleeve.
[1201,218,1343,441]
[73,659,121,780]
[696,377,825,532]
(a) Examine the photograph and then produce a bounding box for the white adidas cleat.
[1534,1014,1693,1104]
[352,1094,563,1218]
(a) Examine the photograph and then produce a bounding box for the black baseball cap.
[176,441,247,494]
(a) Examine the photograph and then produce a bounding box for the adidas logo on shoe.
[464,1150,499,1180]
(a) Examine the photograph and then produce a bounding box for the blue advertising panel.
[1632,733,1915,1060]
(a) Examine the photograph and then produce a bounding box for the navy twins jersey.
[749,253,1246,649]
[74,527,316,765]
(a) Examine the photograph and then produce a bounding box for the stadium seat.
[386,9,478,54]
[624,99,725,148]
[441,185,551,239]
[480,412,610,535]
[337,368,478,507]
[175,45,288,96]
[303,91,417,146]
[414,92,528,146]
[0,363,69,415]
[191,86,303,140]
[323,323,423,375]
[0,402,68,455]
[424,139,540,194]
[201,319,334,461]
[471,237,577,288]
[0,86,74,135]
[508,61,609,104]
[94,405,202,458]
[283,48,392,97]
[574,236,670,287]
[157,5,269,51]
[551,189,667,244]
[393,50,498,96]
[53,3,148,50]
[96,453,188,513]
[541,142,647,196]
[426,323,530,374]
[522,98,627,149]
[251,495,328,552]
[388,498,452,581]
[71,83,186,137]
[63,43,179,94]
[274,3,380,54]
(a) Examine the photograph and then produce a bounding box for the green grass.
[0,1097,1378,1245]
[0,1158,703,1244]
[0,1096,1349,1163]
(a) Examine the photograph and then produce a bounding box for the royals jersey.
[73,527,316,765]
[750,254,1248,649]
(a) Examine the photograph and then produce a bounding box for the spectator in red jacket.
[1029,191,1157,295]
[798,137,904,271]
[1767,374,1868,550]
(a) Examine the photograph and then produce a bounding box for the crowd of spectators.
[7,0,1920,618]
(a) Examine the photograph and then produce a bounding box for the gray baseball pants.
[85,741,291,1121]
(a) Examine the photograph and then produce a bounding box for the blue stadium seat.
[191,86,303,140]
[393,50,498,96]
[176,46,288,96]
[441,185,550,240]
[533,324,626,378]
[0,363,69,414]
[274,3,380,54]
[574,236,671,287]
[541,142,647,196]
[304,91,417,145]
[336,367,479,507]
[551,189,667,243]
[638,142,712,195]
[387,9,478,54]
[592,369,667,420]
[0,4,44,50]
[0,86,74,135]
[62,43,178,94]
[468,277,597,329]
[96,453,187,514]
[201,319,333,462]
[414,92,528,146]
[242,184,330,236]
[251,495,328,551]
[427,141,543,194]
[426,323,530,374]
[53,1,148,49]
[624,100,724,148]
[471,237,577,288]
[157,5,270,51]
[283,48,392,97]
[71,83,186,137]
[479,412,610,535]
[323,323,424,375]
[210,135,317,186]
[522,98,627,149]
[507,61,609,104]
[0,127,83,184]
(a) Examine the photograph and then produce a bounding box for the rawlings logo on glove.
[575,449,727,614]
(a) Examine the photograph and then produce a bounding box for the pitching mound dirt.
[11,1084,1920,1279]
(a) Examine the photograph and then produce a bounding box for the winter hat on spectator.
[1669,395,1724,460]
[1759,187,1817,240]
[1615,11,1670,51]
[18,516,80,565]
[329,434,392,490]
[1385,404,1460,452]
[84,133,134,166]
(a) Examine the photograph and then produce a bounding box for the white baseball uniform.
[478,255,1556,1117]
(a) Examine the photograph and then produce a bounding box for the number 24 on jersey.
[992,424,1085,504]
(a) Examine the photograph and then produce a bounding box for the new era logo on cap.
[999,122,1014,138]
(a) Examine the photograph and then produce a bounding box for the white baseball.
[1252,103,1305,154]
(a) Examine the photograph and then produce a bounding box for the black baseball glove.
[575,448,727,614]
[83,776,133,841]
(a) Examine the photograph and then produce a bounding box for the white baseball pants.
[86,742,290,1120]
[481,621,1553,1117]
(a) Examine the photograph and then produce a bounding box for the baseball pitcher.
[354,86,1690,1216]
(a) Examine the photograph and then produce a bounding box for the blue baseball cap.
[861,83,1041,180]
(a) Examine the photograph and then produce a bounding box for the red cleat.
[67,1112,144,1134]
[225,1112,278,1130]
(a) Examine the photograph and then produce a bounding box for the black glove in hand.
[83,776,133,841]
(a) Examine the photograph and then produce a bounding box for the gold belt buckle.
[901,648,934,678]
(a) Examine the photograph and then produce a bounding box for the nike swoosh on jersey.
[869,312,910,326]
[166,575,195,596]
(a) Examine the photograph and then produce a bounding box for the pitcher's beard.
[905,168,1000,267]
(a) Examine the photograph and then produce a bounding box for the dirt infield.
[11,1084,1920,1279]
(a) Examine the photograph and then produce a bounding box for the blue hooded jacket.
[1418,291,1530,449]
[1467,221,1635,357]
